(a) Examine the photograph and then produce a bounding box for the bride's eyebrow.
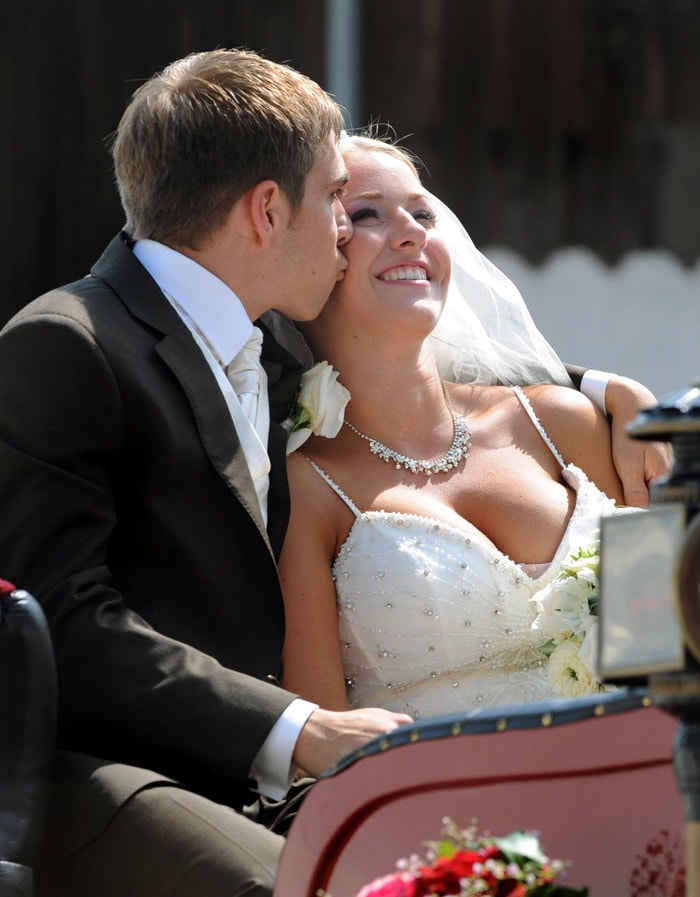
[344,189,382,202]
[344,190,430,203]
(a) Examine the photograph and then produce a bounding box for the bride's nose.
[392,211,428,248]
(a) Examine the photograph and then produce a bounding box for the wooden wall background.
[3,0,700,324]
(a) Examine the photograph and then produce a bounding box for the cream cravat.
[224,327,271,523]
[226,327,264,425]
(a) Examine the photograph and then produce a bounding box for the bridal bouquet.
[530,539,613,698]
[282,360,351,454]
[355,818,588,897]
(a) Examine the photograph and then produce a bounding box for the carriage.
[1,582,689,897]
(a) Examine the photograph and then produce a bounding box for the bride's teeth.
[381,266,427,281]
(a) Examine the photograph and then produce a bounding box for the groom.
[0,49,412,897]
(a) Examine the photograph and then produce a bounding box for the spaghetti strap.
[512,385,566,469]
[305,458,362,518]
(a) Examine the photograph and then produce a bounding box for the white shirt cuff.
[250,698,318,801]
[580,369,613,416]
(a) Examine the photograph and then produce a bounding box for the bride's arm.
[604,375,673,508]
[279,452,350,711]
[524,384,626,505]
[564,366,672,507]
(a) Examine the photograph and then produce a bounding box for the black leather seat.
[0,581,57,897]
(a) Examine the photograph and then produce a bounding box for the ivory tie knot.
[227,327,264,408]
[222,325,271,523]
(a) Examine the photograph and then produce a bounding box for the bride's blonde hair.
[339,128,423,181]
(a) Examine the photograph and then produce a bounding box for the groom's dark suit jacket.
[0,233,309,852]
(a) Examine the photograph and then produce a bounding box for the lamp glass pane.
[599,505,686,679]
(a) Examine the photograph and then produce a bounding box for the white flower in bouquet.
[530,542,613,698]
[577,623,600,680]
[531,563,597,647]
[283,361,351,455]
[553,574,597,638]
[547,639,600,698]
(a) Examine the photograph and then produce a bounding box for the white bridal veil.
[427,193,572,388]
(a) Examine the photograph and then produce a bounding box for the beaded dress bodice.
[309,387,617,718]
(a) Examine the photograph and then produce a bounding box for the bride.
[278,133,639,718]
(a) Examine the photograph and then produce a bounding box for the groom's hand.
[606,375,673,507]
[293,706,413,778]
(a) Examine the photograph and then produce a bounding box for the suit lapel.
[266,420,291,559]
[155,331,272,548]
[257,312,310,425]
[91,235,273,553]
[256,314,310,558]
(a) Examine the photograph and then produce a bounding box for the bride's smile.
[377,262,430,282]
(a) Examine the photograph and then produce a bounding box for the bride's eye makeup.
[349,206,380,224]
[348,205,438,226]
[414,208,438,226]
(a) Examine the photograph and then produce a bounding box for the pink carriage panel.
[275,692,684,897]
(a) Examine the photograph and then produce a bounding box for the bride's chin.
[404,299,444,331]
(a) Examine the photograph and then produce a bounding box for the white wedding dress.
[308,387,619,718]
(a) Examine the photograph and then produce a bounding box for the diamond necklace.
[343,382,472,476]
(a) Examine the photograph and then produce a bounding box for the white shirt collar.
[133,239,253,366]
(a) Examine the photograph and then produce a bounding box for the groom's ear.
[246,180,287,249]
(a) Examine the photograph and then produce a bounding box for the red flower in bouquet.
[356,819,588,897]
[355,872,419,897]
[414,846,503,895]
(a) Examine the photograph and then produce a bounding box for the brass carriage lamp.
[638,380,700,667]
[598,379,700,896]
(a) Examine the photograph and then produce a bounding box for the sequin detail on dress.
[308,387,619,718]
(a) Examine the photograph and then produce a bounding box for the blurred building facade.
[3,0,699,391]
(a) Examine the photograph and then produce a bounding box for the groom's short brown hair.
[111,48,344,247]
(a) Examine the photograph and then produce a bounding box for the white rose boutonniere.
[283,361,351,455]
[530,542,616,699]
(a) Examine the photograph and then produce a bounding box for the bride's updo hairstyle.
[339,128,422,179]
[339,128,572,389]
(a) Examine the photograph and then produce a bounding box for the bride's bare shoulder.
[452,382,601,432]
[286,448,328,496]
[520,382,599,420]
[450,382,524,414]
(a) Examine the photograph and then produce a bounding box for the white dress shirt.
[133,239,316,800]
